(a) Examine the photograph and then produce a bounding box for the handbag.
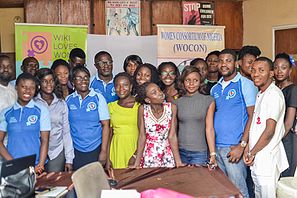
[0,166,36,198]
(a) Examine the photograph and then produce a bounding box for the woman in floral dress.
[132,82,183,168]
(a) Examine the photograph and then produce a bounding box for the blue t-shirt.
[210,73,257,147]
[66,88,110,152]
[0,100,51,165]
[89,74,119,103]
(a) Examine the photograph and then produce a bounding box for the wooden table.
[113,166,241,198]
[36,166,241,198]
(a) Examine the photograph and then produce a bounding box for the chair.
[277,167,297,198]
[71,162,111,198]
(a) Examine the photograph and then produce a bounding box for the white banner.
[157,24,225,72]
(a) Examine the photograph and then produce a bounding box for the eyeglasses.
[95,61,113,68]
[74,76,89,82]
[41,79,55,85]
[160,71,176,77]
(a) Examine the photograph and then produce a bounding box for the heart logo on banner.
[34,40,45,50]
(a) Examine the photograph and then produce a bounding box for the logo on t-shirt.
[69,104,77,110]
[213,92,219,99]
[86,102,97,112]
[226,89,236,100]
[8,117,17,124]
[111,87,116,96]
[26,115,38,126]
[256,116,261,125]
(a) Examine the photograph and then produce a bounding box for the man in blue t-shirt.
[210,49,257,198]
[90,51,119,103]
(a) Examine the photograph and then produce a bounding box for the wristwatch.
[240,140,247,148]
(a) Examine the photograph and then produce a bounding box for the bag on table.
[0,166,36,198]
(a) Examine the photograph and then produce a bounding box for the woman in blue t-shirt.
[0,73,50,174]
[66,66,110,170]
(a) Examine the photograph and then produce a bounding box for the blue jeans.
[216,147,249,198]
[179,148,208,165]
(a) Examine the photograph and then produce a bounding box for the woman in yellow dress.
[108,72,140,168]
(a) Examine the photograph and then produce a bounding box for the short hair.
[238,46,261,60]
[69,48,86,59]
[51,59,70,71]
[274,53,292,68]
[206,50,220,61]
[255,57,274,70]
[135,82,152,104]
[114,72,133,85]
[22,57,39,67]
[0,54,10,62]
[158,61,180,91]
[94,51,112,62]
[219,49,237,61]
[178,66,201,96]
[70,65,90,81]
[190,58,207,67]
[16,72,37,86]
[123,55,143,72]
[36,68,63,98]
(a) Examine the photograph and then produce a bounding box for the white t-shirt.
[249,83,288,176]
[0,83,17,147]
[0,83,17,112]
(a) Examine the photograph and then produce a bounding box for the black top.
[282,84,297,130]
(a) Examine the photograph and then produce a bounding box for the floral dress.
[141,102,175,168]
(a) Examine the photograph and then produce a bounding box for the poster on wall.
[157,24,224,71]
[182,1,215,25]
[15,23,87,76]
[106,0,141,36]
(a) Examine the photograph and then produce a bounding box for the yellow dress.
[108,101,140,169]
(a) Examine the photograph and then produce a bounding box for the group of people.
[0,46,296,198]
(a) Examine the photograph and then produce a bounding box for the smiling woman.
[35,68,74,172]
[66,66,110,170]
[0,72,50,175]
[108,72,140,169]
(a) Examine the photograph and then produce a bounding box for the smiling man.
[244,57,288,198]
[90,51,119,103]
[210,49,257,198]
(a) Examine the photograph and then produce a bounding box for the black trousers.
[73,145,101,171]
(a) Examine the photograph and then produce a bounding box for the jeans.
[216,147,249,198]
[179,148,208,165]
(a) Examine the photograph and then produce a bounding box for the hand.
[35,164,45,175]
[227,144,244,163]
[207,155,218,171]
[64,163,73,172]
[243,150,255,166]
[99,150,107,166]
[105,159,112,169]
[128,156,136,167]
[36,172,47,179]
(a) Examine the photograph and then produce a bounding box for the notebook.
[0,154,36,178]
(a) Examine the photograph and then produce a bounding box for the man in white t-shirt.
[0,55,17,150]
[244,57,288,198]
[0,55,17,112]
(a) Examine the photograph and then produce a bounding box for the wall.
[243,0,297,58]
[0,8,24,52]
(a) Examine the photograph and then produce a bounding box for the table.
[36,167,241,198]
[36,172,75,198]
[113,166,241,198]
